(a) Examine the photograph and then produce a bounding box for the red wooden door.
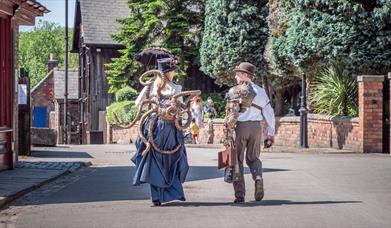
[0,16,14,170]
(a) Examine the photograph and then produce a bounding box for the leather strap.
[251,101,270,119]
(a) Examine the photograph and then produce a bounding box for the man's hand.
[264,136,274,148]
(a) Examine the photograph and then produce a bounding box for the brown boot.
[234,196,245,204]
[254,178,264,201]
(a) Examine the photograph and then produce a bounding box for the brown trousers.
[233,121,262,198]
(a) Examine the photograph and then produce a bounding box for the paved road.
[1,145,391,228]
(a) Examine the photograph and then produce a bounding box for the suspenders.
[251,101,270,120]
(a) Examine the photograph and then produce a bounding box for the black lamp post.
[63,0,69,144]
[299,74,309,148]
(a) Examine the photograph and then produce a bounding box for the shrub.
[115,86,138,102]
[310,63,358,117]
[106,100,138,125]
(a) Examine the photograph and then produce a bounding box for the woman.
[132,58,189,206]
[191,96,204,128]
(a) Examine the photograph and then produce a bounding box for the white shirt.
[135,81,182,107]
[192,103,203,116]
[237,83,276,136]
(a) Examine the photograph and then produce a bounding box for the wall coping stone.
[278,114,358,123]
[357,75,385,82]
[206,114,359,125]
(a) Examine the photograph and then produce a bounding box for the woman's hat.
[233,62,256,77]
[157,57,178,73]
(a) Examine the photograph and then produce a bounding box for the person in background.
[205,96,218,119]
[190,118,200,144]
[191,96,204,128]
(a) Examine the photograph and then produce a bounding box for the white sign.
[18,84,27,105]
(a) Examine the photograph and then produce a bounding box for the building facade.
[31,56,80,144]
[72,0,130,144]
[0,0,48,170]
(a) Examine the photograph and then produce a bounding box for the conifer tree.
[106,0,204,93]
[270,0,391,77]
[200,0,269,86]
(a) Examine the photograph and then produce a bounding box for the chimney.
[47,53,58,72]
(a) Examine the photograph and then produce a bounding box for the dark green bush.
[115,86,138,102]
[106,100,138,125]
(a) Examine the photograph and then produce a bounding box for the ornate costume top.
[135,81,182,107]
[236,83,275,136]
[114,57,201,157]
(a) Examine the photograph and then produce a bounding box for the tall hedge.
[270,0,391,77]
[200,0,269,86]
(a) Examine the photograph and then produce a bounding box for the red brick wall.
[108,74,390,153]
[109,114,361,151]
[388,73,391,154]
[110,124,140,144]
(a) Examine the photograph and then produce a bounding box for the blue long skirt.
[132,114,189,203]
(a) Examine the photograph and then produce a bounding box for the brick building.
[31,56,80,144]
[0,0,48,171]
[31,55,57,129]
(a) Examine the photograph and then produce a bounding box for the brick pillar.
[388,73,391,154]
[358,75,384,153]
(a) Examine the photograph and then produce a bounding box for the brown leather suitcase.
[218,147,236,169]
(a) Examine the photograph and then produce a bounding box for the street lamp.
[63,0,69,144]
[299,74,309,148]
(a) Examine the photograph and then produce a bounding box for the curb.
[184,144,359,153]
[0,161,92,210]
[185,144,224,149]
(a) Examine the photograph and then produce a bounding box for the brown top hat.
[233,62,256,77]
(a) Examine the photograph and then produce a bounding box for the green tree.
[19,20,78,88]
[200,0,269,86]
[265,0,300,116]
[270,0,391,78]
[106,0,205,93]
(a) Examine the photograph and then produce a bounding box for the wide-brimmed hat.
[157,57,178,73]
[233,62,256,77]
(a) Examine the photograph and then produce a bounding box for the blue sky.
[20,0,76,31]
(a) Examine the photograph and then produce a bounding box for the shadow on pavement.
[13,166,289,205]
[163,200,362,207]
[31,150,94,159]
[186,167,288,182]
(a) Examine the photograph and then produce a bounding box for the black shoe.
[152,200,161,206]
[234,196,245,204]
[178,197,186,201]
[255,178,264,201]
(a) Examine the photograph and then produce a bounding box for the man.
[231,62,275,203]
